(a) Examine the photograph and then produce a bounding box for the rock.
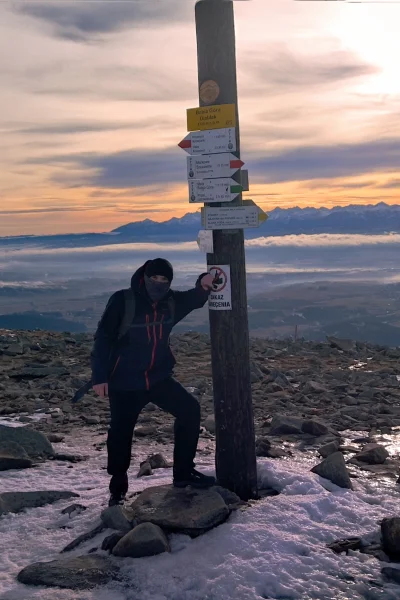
[0,490,79,516]
[61,503,87,517]
[302,420,329,436]
[61,524,106,553]
[52,453,84,463]
[381,517,400,555]
[112,522,170,558]
[353,443,389,465]
[0,424,54,459]
[17,555,118,589]
[10,366,69,379]
[129,484,229,537]
[147,453,171,469]
[212,486,244,510]
[255,437,271,457]
[135,425,158,437]
[303,381,328,394]
[100,505,134,534]
[204,414,215,434]
[311,452,353,490]
[382,567,400,584]
[0,441,33,470]
[137,461,153,477]
[327,336,356,352]
[269,415,303,435]
[84,416,100,425]
[327,537,362,554]
[318,440,340,458]
[101,532,124,552]
[4,342,24,356]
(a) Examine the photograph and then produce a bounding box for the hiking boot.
[173,468,216,489]
[108,493,126,507]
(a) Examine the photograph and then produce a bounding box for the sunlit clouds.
[0,0,399,235]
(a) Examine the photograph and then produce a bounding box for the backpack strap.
[117,288,136,341]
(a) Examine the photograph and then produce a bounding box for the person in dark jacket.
[91,258,216,506]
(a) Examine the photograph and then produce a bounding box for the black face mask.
[144,274,170,302]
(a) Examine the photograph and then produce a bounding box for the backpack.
[116,288,175,342]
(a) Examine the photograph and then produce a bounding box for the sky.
[0,0,399,236]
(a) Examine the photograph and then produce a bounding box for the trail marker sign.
[208,265,232,311]
[201,203,268,230]
[189,178,242,204]
[187,154,244,180]
[187,104,236,131]
[178,128,236,155]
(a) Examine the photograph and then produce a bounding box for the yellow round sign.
[199,80,220,105]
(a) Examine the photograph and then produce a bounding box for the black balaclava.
[144,258,173,302]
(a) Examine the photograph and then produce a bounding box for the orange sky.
[0,0,399,236]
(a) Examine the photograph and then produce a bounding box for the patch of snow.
[0,433,400,599]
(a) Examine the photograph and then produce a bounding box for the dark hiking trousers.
[107,377,201,496]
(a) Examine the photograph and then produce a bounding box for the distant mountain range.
[1,202,399,248]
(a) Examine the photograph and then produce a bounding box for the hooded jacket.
[91,262,210,391]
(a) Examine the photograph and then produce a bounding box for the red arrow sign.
[230,159,244,169]
[179,138,191,149]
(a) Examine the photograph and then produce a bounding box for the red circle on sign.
[209,266,227,292]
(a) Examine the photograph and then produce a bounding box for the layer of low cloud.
[246,233,400,248]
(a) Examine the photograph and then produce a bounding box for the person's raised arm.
[173,273,213,325]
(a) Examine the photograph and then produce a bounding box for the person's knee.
[181,394,201,424]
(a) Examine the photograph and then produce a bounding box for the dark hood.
[130,261,173,300]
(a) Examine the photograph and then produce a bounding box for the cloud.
[245,233,400,248]
[240,48,379,96]
[381,179,400,189]
[27,149,183,189]
[12,121,148,136]
[246,138,400,183]
[0,205,118,215]
[13,0,193,42]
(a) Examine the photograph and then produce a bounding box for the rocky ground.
[1,328,400,447]
[2,329,400,595]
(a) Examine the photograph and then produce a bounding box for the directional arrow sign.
[201,204,268,229]
[178,127,236,155]
[189,178,243,204]
[187,154,244,180]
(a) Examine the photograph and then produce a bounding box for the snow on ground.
[1,431,400,600]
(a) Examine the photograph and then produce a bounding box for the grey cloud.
[25,137,400,191]
[240,48,379,95]
[13,0,194,42]
[245,138,400,183]
[12,119,173,136]
[0,205,118,215]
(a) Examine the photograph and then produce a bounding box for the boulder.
[0,490,79,516]
[255,437,272,457]
[17,555,118,589]
[269,415,303,435]
[100,505,134,534]
[0,425,54,459]
[101,532,124,553]
[0,441,33,470]
[353,443,389,465]
[10,366,69,379]
[303,381,328,394]
[112,523,170,558]
[311,452,353,490]
[203,415,216,434]
[381,517,400,555]
[318,440,340,458]
[382,567,400,584]
[327,336,356,352]
[302,420,329,436]
[147,453,171,469]
[137,461,153,478]
[129,484,229,537]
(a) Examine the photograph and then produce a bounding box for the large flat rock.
[0,425,54,459]
[0,491,79,516]
[129,484,229,537]
[0,440,32,470]
[17,555,118,589]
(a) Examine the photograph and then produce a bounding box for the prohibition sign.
[209,266,227,292]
